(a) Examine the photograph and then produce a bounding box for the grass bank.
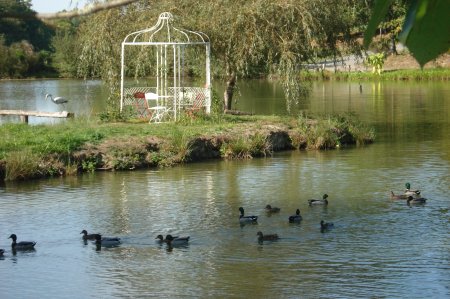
[300,68,450,82]
[0,113,374,182]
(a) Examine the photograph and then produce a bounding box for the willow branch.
[0,0,141,20]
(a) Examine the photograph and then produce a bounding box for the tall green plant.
[366,53,385,74]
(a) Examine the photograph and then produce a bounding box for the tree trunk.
[224,73,236,111]
[391,35,397,55]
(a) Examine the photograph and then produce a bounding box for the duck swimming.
[155,235,166,243]
[407,196,427,205]
[320,220,334,232]
[8,234,36,250]
[265,204,280,213]
[390,191,408,200]
[239,207,258,223]
[288,209,302,223]
[94,234,121,247]
[165,234,190,246]
[80,229,102,241]
[257,231,279,242]
[155,234,180,243]
[308,194,329,205]
[404,183,421,196]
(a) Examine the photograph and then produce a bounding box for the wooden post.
[19,115,29,123]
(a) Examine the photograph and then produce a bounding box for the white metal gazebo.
[120,12,211,122]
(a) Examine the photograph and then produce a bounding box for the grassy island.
[0,113,374,182]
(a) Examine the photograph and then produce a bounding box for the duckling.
[308,194,329,205]
[94,234,121,247]
[80,229,102,241]
[257,231,279,242]
[8,234,36,250]
[165,234,190,246]
[390,191,408,200]
[288,209,302,223]
[265,204,281,213]
[239,207,258,223]
[407,196,427,205]
[320,220,334,231]
[404,182,421,196]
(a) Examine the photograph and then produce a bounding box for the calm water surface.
[0,79,449,298]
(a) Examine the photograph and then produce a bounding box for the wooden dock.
[0,110,74,124]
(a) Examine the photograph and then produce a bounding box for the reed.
[293,113,375,149]
[4,150,43,181]
[299,68,450,81]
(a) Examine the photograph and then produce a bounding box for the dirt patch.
[384,53,450,70]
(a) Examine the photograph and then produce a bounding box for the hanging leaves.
[364,0,450,67]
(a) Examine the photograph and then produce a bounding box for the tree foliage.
[0,0,54,77]
[364,0,450,66]
[70,0,369,112]
[0,0,53,50]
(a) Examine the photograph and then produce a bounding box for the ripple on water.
[0,146,449,298]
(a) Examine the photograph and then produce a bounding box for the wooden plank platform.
[0,110,74,123]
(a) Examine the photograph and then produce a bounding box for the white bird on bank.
[46,93,68,104]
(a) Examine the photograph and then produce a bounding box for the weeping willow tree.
[183,0,365,111]
[74,0,366,116]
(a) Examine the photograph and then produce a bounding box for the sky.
[31,0,89,13]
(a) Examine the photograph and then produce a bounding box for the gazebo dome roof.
[123,12,209,44]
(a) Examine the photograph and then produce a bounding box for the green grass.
[299,68,450,81]
[0,113,375,181]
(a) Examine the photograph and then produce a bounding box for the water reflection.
[0,79,107,124]
[0,80,449,298]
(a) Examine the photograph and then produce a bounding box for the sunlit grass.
[299,68,450,81]
[0,113,374,181]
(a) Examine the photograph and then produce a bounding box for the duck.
[265,204,281,213]
[80,229,102,241]
[407,196,427,205]
[390,191,408,200]
[94,234,121,247]
[257,231,279,242]
[239,207,258,223]
[8,234,36,250]
[288,209,302,223]
[155,234,166,243]
[320,220,334,231]
[308,194,329,205]
[165,234,190,246]
[155,234,180,243]
[404,182,421,196]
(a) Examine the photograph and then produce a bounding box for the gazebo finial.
[159,12,173,20]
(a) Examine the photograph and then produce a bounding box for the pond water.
[0,79,449,298]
